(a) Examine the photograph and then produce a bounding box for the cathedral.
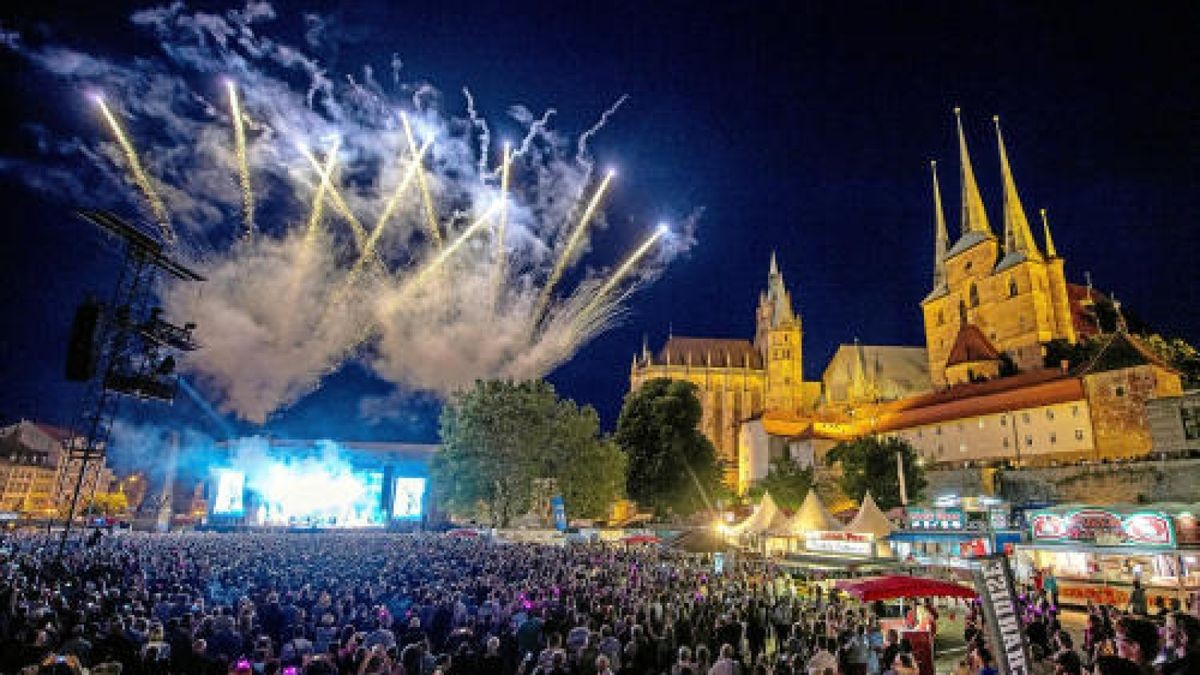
[631,110,1182,493]
[629,254,821,484]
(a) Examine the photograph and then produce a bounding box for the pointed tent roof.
[945,323,1002,367]
[844,491,894,539]
[1040,208,1059,259]
[993,116,1044,273]
[787,489,839,534]
[730,491,788,535]
[924,160,950,302]
[947,108,995,258]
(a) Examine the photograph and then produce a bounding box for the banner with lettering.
[971,555,1033,675]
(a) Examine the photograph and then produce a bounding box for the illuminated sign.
[1029,508,1174,547]
[907,506,965,530]
[972,556,1033,675]
[806,530,874,555]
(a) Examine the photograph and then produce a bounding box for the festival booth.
[836,575,978,675]
[778,491,900,576]
[889,496,1024,569]
[1014,503,1200,607]
[839,492,895,559]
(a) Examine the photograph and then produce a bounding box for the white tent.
[730,491,788,535]
[844,491,894,538]
[785,489,839,535]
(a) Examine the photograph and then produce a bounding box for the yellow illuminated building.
[630,254,821,484]
[921,111,1076,385]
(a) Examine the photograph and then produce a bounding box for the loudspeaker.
[65,298,101,381]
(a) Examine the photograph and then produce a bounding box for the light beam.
[93,95,175,246]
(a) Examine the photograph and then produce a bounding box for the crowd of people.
[0,530,1196,675]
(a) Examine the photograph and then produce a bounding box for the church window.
[965,260,973,271]
[938,310,945,326]
[969,283,980,307]
[1009,278,1019,297]
[1115,385,1126,397]
[958,300,968,324]
[1075,429,1085,441]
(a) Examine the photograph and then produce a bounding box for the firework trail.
[3,4,695,423]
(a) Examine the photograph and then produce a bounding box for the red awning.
[621,534,661,545]
[835,575,977,601]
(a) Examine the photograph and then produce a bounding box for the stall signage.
[806,530,873,555]
[1029,508,1174,547]
[971,555,1033,675]
[907,506,964,530]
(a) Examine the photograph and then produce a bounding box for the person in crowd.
[1159,611,1199,675]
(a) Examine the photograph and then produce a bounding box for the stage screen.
[211,469,246,515]
[255,467,385,527]
[392,477,426,519]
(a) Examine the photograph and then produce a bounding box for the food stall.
[1014,504,1200,607]
[889,497,1024,569]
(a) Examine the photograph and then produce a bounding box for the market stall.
[889,497,1024,568]
[1015,503,1200,607]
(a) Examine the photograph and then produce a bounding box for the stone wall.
[925,458,1200,504]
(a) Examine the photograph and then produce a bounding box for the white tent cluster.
[727,488,895,544]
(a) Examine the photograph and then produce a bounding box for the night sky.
[0,2,1196,445]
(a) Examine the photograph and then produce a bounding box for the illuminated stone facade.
[630,255,820,485]
[921,113,1076,385]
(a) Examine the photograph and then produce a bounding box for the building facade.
[921,112,1076,386]
[0,420,116,518]
[630,255,821,484]
[1147,391,1200,456]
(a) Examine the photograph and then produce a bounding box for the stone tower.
[756,253,807,410]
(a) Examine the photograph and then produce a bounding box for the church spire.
[994,115,1042,268]
[955,107,992,240]
[764,253,795,326]
[769,250,779,277]
[928,160,949,298]
[1040,207,1058,258]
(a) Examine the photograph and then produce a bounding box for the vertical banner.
[550,495,567,531]
[971,554,1033,675]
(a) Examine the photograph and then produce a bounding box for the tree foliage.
[1044,333,1199,388]
[825,436,926,510]
[614,378,726,517]
[746,459,814,511]
[86,491,129,516]
[434,380,625,527]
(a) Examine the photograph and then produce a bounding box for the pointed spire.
[929,160,949,295]
[955,107,993,239]
[994,115,1043,265]
[769,250,779,277]
[764,253,795,327]
[1040,208,1058,258]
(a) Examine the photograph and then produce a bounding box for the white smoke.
[2,2,698,424]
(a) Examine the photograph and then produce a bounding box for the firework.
[575,223,669,328]
[93,95,175,246]
[494,142,512,307]
[532,168,615,326]
[225,80,254,237]
[401,112,442,248]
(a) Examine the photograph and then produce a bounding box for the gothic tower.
[922,109,1077,385]
[756,254,806,410]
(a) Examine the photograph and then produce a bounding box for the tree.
[614,378,726,517]
[434,379,625,527]
[1139,334,1200,388]
[1045,333,1199,388]
[825,436,926,510]
[747,459,814,511]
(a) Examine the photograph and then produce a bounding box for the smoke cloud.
[2,2,697,424]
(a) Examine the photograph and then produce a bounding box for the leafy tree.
[746,459,814,511]
[434,379,625,527]
[825,436,926,510]
[1045,333,1199,387]
[614,378,725,517]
